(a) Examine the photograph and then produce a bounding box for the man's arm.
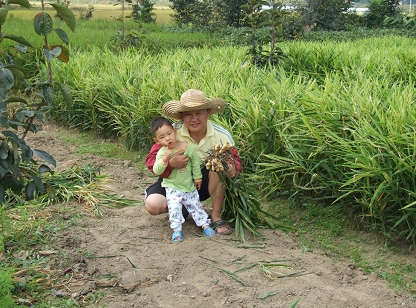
[145,143,173,178]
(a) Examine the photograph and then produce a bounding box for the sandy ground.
[24,124,416,308]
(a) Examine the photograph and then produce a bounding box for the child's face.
[154,124,177,148]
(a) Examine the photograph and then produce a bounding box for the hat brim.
[162,98,226,120]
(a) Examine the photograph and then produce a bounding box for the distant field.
[9,4,173,24]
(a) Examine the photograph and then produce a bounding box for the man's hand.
[169,150,189,169]
[227,163,237,178]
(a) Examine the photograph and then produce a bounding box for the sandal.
[171,231,183,242]
[203,226,217,238]
[211,220,233,235]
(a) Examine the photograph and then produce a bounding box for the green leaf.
[0,141,8,160]
[8,0,31,9]
[33,149,56,167]
[26,181,36,200]
[2,130,21,141]
[4,64,27,79]
[4,34,33,47]
[20,144,33,163]
[5,97,27,104]
[38,164,53,173]
[0,115,8,127]
[0,165,8,178]
[33,12,53,36]
[6,176,23,193]
[34,110,46,123]
[50,45,69,63]
[44,46,61,63]
[0,68,14,90]
[14,45,28,53]
[54,28,69,44]
[42,83,54,106]
[48,3,76,32]
[15,109,35,123]
[0,8,8,26]
[60,83,72,107]
[33,175,44,194]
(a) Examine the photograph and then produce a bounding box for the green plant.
[0,0,75,205]
[139,0,156,23]
[310,0,352,31]
[365,0,402,28]
[242,0,286,67]
[80,4,95,20]
[111,0,143,50]
[0,269,15,308]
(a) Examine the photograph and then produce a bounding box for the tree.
[170,0,198,25]
[365,0,402,27]
[133,0,156,23]
[219,0,252,28]
[312,0,352,30]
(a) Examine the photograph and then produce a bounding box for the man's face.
[181,109,210,134]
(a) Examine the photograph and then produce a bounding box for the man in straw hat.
[145,89,242,235]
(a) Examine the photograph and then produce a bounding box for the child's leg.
[183,189,210,227]
[166,187,185,231]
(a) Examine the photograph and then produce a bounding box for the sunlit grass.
[9,4,173,24]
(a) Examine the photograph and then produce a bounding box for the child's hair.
[151,117,173,137]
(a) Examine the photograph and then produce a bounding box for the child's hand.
[194,180,202,190]
[162,149,173,164]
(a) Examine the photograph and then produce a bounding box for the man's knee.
[145,195,167,215]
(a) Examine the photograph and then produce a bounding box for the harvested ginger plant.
[205,142,277,241]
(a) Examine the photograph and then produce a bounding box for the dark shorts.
[145,167,210,201]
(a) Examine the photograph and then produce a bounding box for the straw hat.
[162,89,226,120]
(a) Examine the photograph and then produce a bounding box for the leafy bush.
[364,0,402,28]
[0,0,75,205]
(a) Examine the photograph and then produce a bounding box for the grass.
[9,4,174,24]
[51,125,147,163]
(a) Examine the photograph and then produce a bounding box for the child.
[150,117,216,242]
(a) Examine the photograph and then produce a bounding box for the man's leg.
[144,178,168,215]
[145,193,168,215]
[145,178,188,218]
[208,171,231,234]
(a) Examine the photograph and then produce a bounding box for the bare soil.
[25,124,416,308]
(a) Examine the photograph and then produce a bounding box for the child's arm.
[153,148,172,176]
[188,145,203,189]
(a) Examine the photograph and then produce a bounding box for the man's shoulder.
[210,121,234,143]
[211,121,230,133]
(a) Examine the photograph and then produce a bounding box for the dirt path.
[25,124,415,307]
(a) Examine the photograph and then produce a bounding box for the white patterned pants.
[166,187,210,232]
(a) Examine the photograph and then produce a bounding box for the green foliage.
[365,0,402,28]
[139,0,157,23]
[220,0,252,28]
[111,0,143,51]
[309,0,352,30]
[80,4,94,20]
[170,0,198,25]
[0,0,75,205]
[242,0,286,67]
[0,269,15,308]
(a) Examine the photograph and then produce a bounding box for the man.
[145,89,242,235]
